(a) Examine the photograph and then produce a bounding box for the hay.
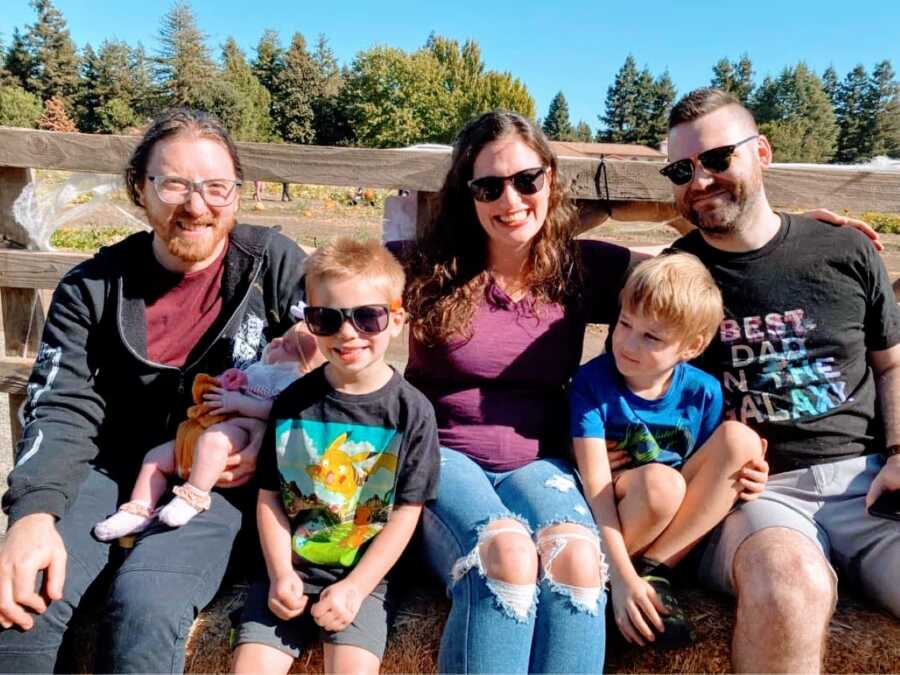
[65,581,899,673]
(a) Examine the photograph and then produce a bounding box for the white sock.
[158,494,205,528]
[93,502,153,541]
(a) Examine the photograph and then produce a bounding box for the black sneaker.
[634,557,696,649]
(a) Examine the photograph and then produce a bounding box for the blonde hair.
[304,238,406,304]
[620,253,723,350]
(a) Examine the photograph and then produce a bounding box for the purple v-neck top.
[399,240,631,471]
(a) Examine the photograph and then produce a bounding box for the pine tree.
[600,55,641,142]
[573,120,592,142]
[834,64,870,162]
[252,29,283,94]
[711,54,754,103]
[753,63,837,163]
[822,66,839,106]
[4,29,34,89]
[867,60,900,158]
[23,0,80,111]
[155,1,216,108]
[130,43,159,123]
[646,71,676,145]
[38,94,76,131]
[0,37,14,86]
[311,34,349,145]
[221,37,273,141]
[272,33,318,144]
[542,91,574,140]
[78,39,139,132]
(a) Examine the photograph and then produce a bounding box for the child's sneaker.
[634,556,696,649]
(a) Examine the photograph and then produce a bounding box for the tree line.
[1,1,898,162]
[562,54,899,163]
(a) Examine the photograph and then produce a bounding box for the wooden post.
[414,191,439,238]
[0,167,41,448]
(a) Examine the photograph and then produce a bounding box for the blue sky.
[3,1,899,135]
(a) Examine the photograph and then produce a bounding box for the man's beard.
[164,216,235,263]
[678,173,760,237]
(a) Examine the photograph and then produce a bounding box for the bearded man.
[0,110,318,672]
[663,89,900,672]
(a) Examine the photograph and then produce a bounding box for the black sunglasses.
[467,167,547,203]
[659,135,759,186]
[303,304,395,337]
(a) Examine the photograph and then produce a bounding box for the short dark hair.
[124,109,243,207]
[668,88,757,130]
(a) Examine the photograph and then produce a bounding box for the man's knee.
[734,529,835,622]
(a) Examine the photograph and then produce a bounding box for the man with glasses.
[661,88,900,672]
[0,109,321,672]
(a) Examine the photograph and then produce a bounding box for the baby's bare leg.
[93,441,176,541]
[158,422,249,528]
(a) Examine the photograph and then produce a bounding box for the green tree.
[646,71,676,145]
[834,64,870,162]
[4,29,33,89]
[572,120,592,142]
[221,37,273,141]
[0,84,42,127]
[271,32,319,144]
[822,66,839,106]
[311,34,350,145]
[753,63,837,162]
[542,91,574,140]
[473,71,535,120]
[130,43,159,122]
[867,60,900,158]
[711,54,754,103]
[340,45,453,147]
[425,34,484,130]
[155,1,216,107]
[252,29,283,95]
[78,39,138,132]
[23,0,80,110]
[599,56,664,145]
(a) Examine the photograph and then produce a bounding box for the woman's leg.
[495,458,607,674]
[422,447,538,674]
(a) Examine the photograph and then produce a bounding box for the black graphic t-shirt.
[258,365,440,592]
[673,214,900,474]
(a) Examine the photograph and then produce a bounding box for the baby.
[94,329,318,540]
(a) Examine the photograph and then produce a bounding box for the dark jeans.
[0,466,246,673]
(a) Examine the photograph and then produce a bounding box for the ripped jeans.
[422,447,608,673]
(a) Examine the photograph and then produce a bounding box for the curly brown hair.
[405,111,582,346]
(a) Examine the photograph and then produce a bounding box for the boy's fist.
[311,580,362,632]
[268,572,307,620]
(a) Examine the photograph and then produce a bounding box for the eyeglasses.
[659,135,758,186]
[148,175,243,207]
[467,167,547,203]
[303,302,400,337]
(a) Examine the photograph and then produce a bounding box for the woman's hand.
[804,208,883,251]
[611,574,667,646]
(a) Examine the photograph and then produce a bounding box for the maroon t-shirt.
[146,244,227,367]
[404,240,630,471]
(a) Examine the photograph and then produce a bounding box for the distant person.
[254,180,265,202]
[0,109,321,672]
[232,238,439,675]
[659,88,900,672]
[281,182,292,202]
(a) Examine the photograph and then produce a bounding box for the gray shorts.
[235,580,392,660]
[696,453,900,617]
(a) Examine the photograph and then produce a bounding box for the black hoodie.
[3,224,306,525]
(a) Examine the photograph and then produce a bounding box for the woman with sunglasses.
[391,111,633,673]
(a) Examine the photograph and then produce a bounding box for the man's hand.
[310,579,363,632]
[866,454,900,510]
[738,438,769,501]
[267,570,307,621]
[216,417,266,487]
[805,208,883,251]
[0,513,66,630]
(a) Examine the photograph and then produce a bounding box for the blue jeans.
[423,447,607,673]
[0,466,246,673]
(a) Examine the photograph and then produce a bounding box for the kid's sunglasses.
[467,167,547,203]
[659,135,758,186]
[303,301,401,336]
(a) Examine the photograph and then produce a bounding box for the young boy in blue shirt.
[571,253,768,649]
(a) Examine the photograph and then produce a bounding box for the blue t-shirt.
[570,353,723,468]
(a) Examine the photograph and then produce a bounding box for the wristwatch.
[887,444,900,458]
